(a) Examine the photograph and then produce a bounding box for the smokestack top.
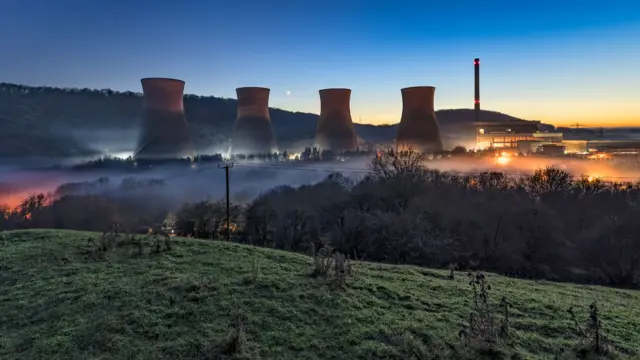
[140,77,185,112]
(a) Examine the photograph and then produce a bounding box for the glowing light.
[476,141,490,150]
[587,152,611,160]
[110,151,134,160]
[286,90,291,96]
[496,156,511,165]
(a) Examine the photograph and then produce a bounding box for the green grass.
[1,229,639,359]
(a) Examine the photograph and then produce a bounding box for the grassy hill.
[2,229,638,359]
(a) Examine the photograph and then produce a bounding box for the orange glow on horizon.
[346,106,640,128]
[0,173,64,210]
[342,112,640,128]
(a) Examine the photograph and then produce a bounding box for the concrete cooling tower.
[395,86,443,153]
[135,78,194,160]
[231,87,277,155]
[315,88,358,152]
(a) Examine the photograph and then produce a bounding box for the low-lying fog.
[0,158,371,209]
[2,154,640,210]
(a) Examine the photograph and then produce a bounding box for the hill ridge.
[0,82,547,158]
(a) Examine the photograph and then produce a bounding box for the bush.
[173,199,241,239]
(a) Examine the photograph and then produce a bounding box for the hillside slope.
[0,83,546,157]
[1,230,639,359]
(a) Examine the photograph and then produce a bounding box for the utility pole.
[218,162,234,241]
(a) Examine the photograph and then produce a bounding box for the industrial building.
[562,140,588,154]
[586,140,640,154]
[474,120,563,153]
[230,87,278,155]
[135,78,194,160]
[396,86,444,153]
[471,58,564,155]
[538,144,566,156]
[316,88,358,152]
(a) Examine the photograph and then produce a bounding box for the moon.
[286,90,291,96]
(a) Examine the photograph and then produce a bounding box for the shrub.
[459,272,513,357]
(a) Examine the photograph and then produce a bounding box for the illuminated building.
[539,144,566,156]
[587,140,640,155]
[562,140,588,154]
[474,120,563,152]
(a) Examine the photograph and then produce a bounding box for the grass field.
[1,229,639,359]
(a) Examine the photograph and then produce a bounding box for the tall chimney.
[231,87,277,155]
[316,88,357,152]
[474,58,480,123]
[135,78,194,160]
[396,86,443,153]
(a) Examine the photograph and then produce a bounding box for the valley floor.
[1,229,639,359]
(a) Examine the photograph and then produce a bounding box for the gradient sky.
[1,0,639,127]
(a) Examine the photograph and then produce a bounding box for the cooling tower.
[395,86,443,153]
[474,58,480,123]
[316,88,357,151]
[231,87,277,155]
[135,78,194,160]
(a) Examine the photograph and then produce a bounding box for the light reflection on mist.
[426,156,640,181]
[0,158,371,209]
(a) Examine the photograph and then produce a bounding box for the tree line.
[3,149,638,288]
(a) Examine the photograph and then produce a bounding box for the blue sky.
[1,0,639,126]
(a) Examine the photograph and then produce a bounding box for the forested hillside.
[0,83,542,158]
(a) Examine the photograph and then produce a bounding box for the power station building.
[586,140,640,154]
[471,59,565,153]
[396,86,444,153]
[135,78,194,160]
[230,87,277,155]
[315,88,358,152]
[474,120,563,152]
